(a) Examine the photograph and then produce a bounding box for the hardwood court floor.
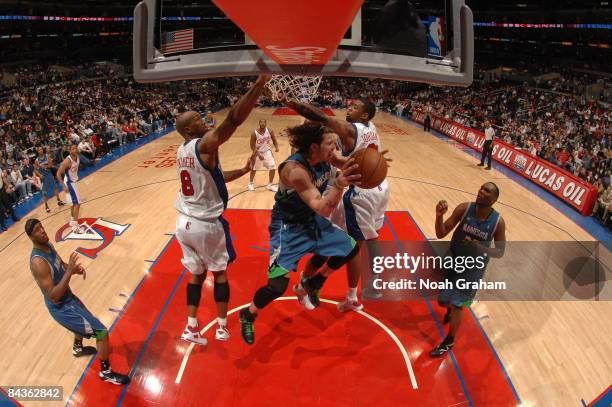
[0,108,609,406]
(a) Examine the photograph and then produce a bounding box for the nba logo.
[514,155,527,171]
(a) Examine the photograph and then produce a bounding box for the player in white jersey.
[57,144,85,233]
[175,75,268,346]
[248,119,279,192]
[282,97,390,309]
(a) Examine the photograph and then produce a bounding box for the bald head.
[176,111,201,139]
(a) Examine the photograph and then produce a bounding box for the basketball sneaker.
[336,298,364,313]
[429,338,454,358]
[181,325,208,346]
[99,370,130,385]
[239,308,256,345]
[266,183,278,192]
[293,282,315,310]
[215,325,230,341]
[247,182,255,191]
[72,345,96,357]
[301,276,320,308]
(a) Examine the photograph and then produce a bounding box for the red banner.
[412,112,597,215]
[211,0,363,65]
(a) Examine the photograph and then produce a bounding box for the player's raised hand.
[75,264,87,280]
[336,158,361,188]
[67,252,82,276]
[436,200,448,216]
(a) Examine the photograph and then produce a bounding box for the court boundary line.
[384,216,473,407]
[174,296,418,390]
[114,267,188,406]
[65,234,176,406]
[401,210,522,405]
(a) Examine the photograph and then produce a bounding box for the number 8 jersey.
[174,138,228,221]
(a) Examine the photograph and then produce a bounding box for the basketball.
[350,147,387,189]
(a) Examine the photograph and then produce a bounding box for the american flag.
[161,29,193,54]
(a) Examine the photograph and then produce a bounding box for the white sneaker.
[266,183,278,192]
[215,325,230,341]
[336,298,364,313]
[293,283,315,310]
[181,325,208,346]
[247,182,255,191]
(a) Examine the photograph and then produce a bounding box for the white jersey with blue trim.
[345,121,388,191]
[351,122,382,153]
[174,139,225,221]
[64,155,79,183]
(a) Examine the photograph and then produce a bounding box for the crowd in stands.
[397,80,610,221]
[1,62,610,229]
[0,64,246,229]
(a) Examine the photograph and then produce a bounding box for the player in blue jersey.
[281,97,391,309]
[26,218,129,385]
[238,122,362,345]
[429,182,506,357]
[35,147,64,213]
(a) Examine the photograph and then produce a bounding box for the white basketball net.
[265,75,322,103]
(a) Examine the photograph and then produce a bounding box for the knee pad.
[253,276,289,309]
[94,329,108,340]
[327,244,360,270]
[309,255,327,269]
[186,283,202,307]
[214,281,230,303]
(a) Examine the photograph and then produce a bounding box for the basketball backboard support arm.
[133,0,473,86]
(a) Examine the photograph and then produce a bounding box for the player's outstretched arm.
[223,153,256,183]
[199,75,269,155]
[435,201,468,239]
[282,99,354,144]
[284,159,360,218]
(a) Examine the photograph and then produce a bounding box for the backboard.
[133,0,473,86]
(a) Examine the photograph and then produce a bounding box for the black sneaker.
[477,163,484,167]
[99,370,130,385]
[57,200,65,206]
[301,277,320,308]
[239,308,256,345]
[429,340,454,358]
[73,345,97,357]
[485,167,492,170]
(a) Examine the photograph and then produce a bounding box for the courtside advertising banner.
[412,112,597,215]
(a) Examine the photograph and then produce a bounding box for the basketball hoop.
[265,75,322,103]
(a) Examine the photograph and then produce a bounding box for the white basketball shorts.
[176,213,236,274]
